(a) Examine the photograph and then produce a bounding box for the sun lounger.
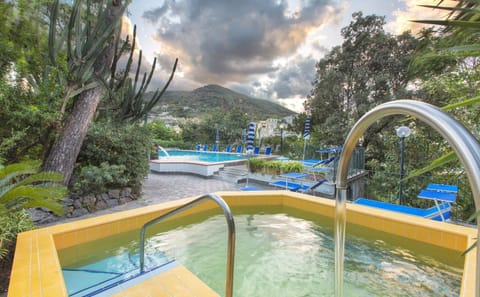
[270,180,305,191]
[236,145,243,153]
[225,145,231,153]
[426,183,458,193]
[353,198,452,221]
[417,189,457,221]
[196,145,201,151]
[212,144,217,152]
[254,147,260,154]
[270,178,327,193]
[203,144,208,151]
[240,186,264,191]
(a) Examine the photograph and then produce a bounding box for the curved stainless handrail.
[139,193,236,297]
[334,100,480,297]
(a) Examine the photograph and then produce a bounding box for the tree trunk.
[42,0,123,185]
[42,87,103,183]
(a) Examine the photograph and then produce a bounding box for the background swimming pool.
[158,149,247,163]
[59,207,463,297]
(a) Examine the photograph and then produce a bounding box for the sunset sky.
[125,0,448,112]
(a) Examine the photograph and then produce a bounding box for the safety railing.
[139,193,236,297]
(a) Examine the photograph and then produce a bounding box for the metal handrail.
[139,193,236,297]
[334,100,480,297]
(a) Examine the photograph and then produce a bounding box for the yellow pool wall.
[8,191,478,296]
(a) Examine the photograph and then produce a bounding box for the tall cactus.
[104,25,178,123]
[43,0,129,184]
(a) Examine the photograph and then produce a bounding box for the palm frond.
[442,95,480,110]
[405,151,457,180]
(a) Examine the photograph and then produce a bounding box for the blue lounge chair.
[225,145,231,153]
[203,144,208,151]
[236,145,243,153]
[265,147,271,155]
[353,198,452,221]
[212,144,217,152]
[240,186,264,191]
[416,188,457,221]
[196,144,201,151]
[304,156,337,177]
[270,179,327,193]
[426,183,458,193]
[254,147,260,154]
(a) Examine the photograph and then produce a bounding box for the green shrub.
[248,158,304,175]
[248,158,267,173]
[281,161,305,173]
[72,163,128,195]
[74,122,151,192]
[0,210,35,263]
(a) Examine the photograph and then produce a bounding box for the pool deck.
[48,172,255,224]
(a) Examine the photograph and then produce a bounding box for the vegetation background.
[1,0,479,293]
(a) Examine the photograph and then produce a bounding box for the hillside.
[149,84,296,119]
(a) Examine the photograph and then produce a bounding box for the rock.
[121,187,132,197]
[73,199,82,209]
[106,198,119,208]
[108,189,121,198]
[27,208,58,224]
[63,198,74,206]
[82,195,96,209]
[95,200,108,210]
[99,193,110,202]
[71,208,89,217]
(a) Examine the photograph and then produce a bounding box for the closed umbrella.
[245,121,255,188]
[303,117,310,160]
[247,121,255,152]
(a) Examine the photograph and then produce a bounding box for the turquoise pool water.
[158,149,247,163]
[59,208,463,297]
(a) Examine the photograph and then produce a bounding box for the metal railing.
[139,193,236,297]
[335,100,480,297]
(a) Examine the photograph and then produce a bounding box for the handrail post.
[139,193,236,297]
[334,100,480,297]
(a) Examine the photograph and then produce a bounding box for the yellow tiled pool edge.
[8,191,477,296]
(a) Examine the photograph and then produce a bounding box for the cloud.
[388,0,457,34]
[143,0,342,87]
[116,16,181,92]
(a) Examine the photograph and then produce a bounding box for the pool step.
[62,251,173,296]
[218,166,248,183]
[91,260,180,296]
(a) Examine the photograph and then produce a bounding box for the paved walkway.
[54,172,249,223]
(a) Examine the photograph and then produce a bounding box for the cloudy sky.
[125,0,447,112]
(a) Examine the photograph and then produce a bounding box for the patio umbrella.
[245,121,255,188]
[247,121,255,152]
[303,116,310,160]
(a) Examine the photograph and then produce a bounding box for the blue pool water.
[158,149,247,163]
[59,209,462,297]
[62,250,173,296]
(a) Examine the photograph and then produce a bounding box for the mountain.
[149,84,296,119]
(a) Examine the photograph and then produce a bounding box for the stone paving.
[52,172,261,224]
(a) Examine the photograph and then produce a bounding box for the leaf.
[412,19,480,29]
[404,151,457,180]
[442,95,480,111]
[461,240,478,256]
[467,209,480,222]
[0,185,66,215]
[15,172,65,187]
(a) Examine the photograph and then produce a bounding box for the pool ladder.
[139,193,236,297]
